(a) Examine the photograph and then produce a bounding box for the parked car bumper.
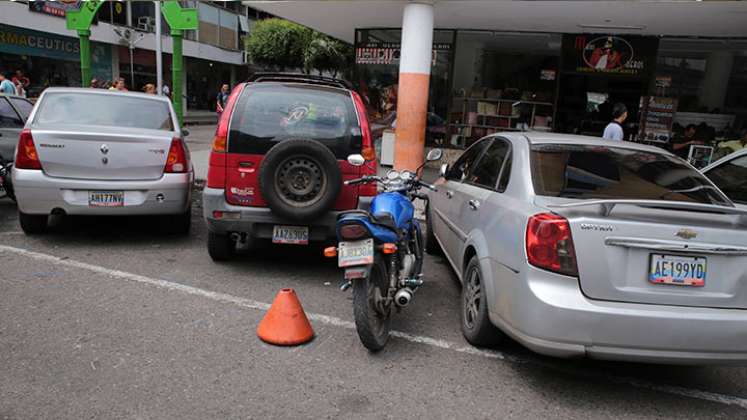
[12,168,192,216]
[202,187,373,242]
[490,262,747,365]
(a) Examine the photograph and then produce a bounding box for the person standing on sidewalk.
[602,102,627,141]
[0,72,15,95]
[216,84,230,116]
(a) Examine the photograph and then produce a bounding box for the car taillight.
[211,84,244,153]
[164,137,188,173]
[15,129,42,170]
[526,213,578,277]
[351,92,378,197]
[339,223,368,240]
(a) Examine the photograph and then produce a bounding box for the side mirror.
[439,163,449,178]
[347,154,365,167]
[182,128,190,137]
[426,148,443,162]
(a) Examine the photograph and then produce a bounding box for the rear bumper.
[490,262,747,365]
[202,187,373,242]
[12,168,192,216]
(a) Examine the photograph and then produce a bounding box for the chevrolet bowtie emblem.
[100,144,109,154]
[676,229,697,240]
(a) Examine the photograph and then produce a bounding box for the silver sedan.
[426,133,747,365]
[12,88,193,234]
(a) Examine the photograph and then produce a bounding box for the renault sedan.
[12,88,193,234]
[426,133,747,364]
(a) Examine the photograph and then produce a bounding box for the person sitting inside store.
[672,124,703,159]
[602,103,627,141]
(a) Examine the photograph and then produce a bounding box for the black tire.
[161,207,192,235]
[425,203,442,255]
[258,139,342,221]
[461,256,503,347]
[18,211,48,235]
[352,257,392,352]
[207,231,235,262]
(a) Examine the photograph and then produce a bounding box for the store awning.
[242,0,747,42]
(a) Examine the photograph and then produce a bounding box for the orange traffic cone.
[257,288,315,346]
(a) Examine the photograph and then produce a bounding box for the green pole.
[78,30,92,87]
[172,29,184,125]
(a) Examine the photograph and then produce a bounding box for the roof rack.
[247,73,351,90]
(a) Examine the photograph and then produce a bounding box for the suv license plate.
[89,191,124,207]
[649,254,706,287]
[338,239,374,268]
[272,225,309,245]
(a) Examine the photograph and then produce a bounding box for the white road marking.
[1,244,746,410]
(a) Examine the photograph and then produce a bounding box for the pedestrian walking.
[602,102,627,141]
[90,78,100,89]
[0,72,16,95]
[216,84,229,116]
[143,83,157,95]
[162,84,171,98]
[109,77,127,92]
[14,79,26,97]
[12,70,30,89]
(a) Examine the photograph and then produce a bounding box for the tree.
[244,18,311,71]
[303,35,351,78]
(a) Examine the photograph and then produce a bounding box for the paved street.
[2,188,747,419]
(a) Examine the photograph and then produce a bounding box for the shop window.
[97,1,127,26]
[725,57,747,111]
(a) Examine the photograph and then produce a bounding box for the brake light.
[212,84,244,153]
[15,129,42,170]
[351,91,378,198]
[526,213,578,277]
[339,224,368,240]
[164,137,188,173]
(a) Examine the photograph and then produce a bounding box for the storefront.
[0,23,112,97]
[353,28,747,157]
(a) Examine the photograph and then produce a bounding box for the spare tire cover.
[258,139,342,221]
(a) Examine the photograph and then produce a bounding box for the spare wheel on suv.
[259,138,342,221]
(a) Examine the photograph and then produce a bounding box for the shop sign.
[355,42,452,66]
[28,0,81,18]
[562,34,658,77]
[638,96,678,143]
[540,70,556,81]
[655,75,672,88]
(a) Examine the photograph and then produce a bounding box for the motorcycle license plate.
[338,239,374,267]
[272,225,309,245]
[89,191,124,207]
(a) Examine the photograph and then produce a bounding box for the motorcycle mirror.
[439,163,449,178]
[347,154,365,167]
[426,148,443,162]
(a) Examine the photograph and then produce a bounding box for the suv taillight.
[351,91,378,197]
[207,84,245,189]
[164,137,188,173]
[526,213,578,277]
[15,129,42,170]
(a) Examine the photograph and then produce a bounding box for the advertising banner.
[638,96,678,143]
[355,42,451,66]
[562,34,659,78]
[28,0,82,18]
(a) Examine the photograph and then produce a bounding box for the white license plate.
[649,254,707,287]
[338,239,374,268]
[89,191,124,207]
[272,225,309,245]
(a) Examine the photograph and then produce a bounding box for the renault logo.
[676,229,697,240]
[100,144,109,154]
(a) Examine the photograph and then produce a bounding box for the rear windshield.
[34,92,173,131]
[530,144,730,206]
[228,84,360,158]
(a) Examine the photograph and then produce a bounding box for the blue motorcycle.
[326,149,442,351]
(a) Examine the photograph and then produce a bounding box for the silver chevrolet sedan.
[12,88,193,234]
[426,133,747,364]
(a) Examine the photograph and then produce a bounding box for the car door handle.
[445,190,453,199]
[237,162,255,173]
[468,199,480,211]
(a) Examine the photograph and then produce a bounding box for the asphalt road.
[2,190,747,419]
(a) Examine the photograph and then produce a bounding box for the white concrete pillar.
[394,1,434,171]
[701,51,734,111]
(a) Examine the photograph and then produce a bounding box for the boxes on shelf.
[477,101,497,115]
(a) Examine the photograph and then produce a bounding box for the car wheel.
[162,206,191,235]
[18,211,48,235]
[461,256,503,347]
[425,203,442,255]
[258,138,342,221]
[207,231,235,261]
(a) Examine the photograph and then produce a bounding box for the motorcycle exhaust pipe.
[394,288,414,307]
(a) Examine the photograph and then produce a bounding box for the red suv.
[203,74,377,260]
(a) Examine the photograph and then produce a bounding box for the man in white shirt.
[602,103,627,141]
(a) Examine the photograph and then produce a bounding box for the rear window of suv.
[530,144,730,206]
[228,84,360,159]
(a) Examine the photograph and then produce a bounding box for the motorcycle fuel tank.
[370,192,414,231]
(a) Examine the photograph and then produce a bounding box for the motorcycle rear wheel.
[352,257,391,352]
